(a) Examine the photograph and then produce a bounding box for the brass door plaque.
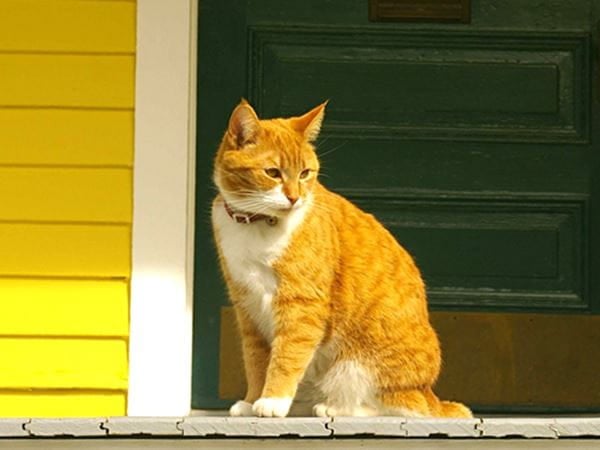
[369,0,471,23]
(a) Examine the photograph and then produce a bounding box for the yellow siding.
[0,0,135,53]
[0,339,128,389]
[0,109,134,166]
[0,0,135,416]
[0,168,132,222]
[0,223,130,277]
[0,54,134,108]
[0,280,129,336]
[0,391,126,418]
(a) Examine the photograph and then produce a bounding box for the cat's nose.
[286,195,299,206]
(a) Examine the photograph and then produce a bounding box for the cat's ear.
[228,99,260,147]
[292,101,328,143]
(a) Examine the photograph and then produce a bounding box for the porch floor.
[1,438,600,450]
[1,416,600,443]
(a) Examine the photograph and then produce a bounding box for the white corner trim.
[128,0,198,416]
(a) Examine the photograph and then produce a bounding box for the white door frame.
[128,0,198,416]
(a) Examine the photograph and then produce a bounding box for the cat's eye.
[299,169,311,180]
[264,168,282,179]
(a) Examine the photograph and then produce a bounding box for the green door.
[194,0,600,412]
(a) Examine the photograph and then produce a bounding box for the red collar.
[224,202,279,226]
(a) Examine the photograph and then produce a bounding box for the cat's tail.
[424,387,473,418]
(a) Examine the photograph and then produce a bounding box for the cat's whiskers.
[315,136,331,150]
[219,187,261,197]
[221,186,333,218]
[229,198,268,211]
[219,188,266,203]
[227,197,281,217]
[318,140,348,158]
[317,141,348,183]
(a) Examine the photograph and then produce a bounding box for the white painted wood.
[552,418,600,437]
[0,419,29,437]
[328,417,406,436]
[403,418,481,437]
[25,419,106,437]
[104,418,183,436]
[3,438,600,450]
[180,417,331,437]
[179,417,227,436]
[479,418,558,438]
[252,418,331,436]
[128,0,198,416]
[4,417,600,441]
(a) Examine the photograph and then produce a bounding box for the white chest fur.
[212,200,308,343]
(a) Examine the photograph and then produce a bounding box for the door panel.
[352,195,588,311]
[194,0,600,411]
[251,28,589,143]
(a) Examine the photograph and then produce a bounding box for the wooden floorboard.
[1,438,600,450]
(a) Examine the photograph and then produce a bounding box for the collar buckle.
[224,201,278,226]
[231,212,251,224]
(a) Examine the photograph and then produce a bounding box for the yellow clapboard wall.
[0,0,135,417]
[0,110,133,166]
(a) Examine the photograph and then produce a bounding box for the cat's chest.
[213,202,304,342]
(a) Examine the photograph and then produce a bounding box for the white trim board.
[128,0,198,416]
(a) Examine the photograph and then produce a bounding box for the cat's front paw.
[229,400,254,417]
[252,397,292,417]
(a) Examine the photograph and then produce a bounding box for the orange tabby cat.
[212,99,471,418]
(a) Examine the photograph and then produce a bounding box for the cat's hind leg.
[313,360,379,417]
[379,387,472,418]
[378,388,430,417]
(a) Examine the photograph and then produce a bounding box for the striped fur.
[212,100,471,418]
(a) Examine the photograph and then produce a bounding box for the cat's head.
[214,100,326,217]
